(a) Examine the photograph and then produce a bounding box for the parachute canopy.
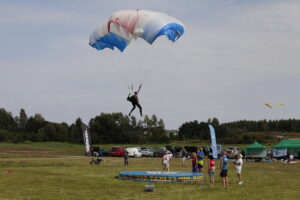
[89,10,185,52]
[265,103,272,109]
[264,103,285,109]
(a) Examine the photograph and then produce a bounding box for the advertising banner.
[81,123,91,156]
[273,148,287,158]
[208,125,218,159]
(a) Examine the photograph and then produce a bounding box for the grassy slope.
[0,143,299,200]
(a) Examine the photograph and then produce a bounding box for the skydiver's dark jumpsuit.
[127,92,142,117]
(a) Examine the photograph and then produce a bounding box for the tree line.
[178,118,300,144]
[0,108,169,144]
[1,107,300,144]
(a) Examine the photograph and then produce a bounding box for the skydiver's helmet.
[128,92,135,98]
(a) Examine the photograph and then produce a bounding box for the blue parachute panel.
[142,23,185,44]
[90,32,127,52]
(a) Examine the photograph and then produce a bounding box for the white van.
[125,147,142,158]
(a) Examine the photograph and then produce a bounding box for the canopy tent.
[245,141,267,157]
[273,140,300,157]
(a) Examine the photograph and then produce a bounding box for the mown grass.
[0,142,83,158]
[0,146,300,200]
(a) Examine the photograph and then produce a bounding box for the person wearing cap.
[233,154,244,185]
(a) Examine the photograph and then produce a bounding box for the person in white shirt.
[289,154,294,163]
[233,154,243,185]
[162,152,170,171]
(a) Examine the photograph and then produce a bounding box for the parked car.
[203,147,211,156]
[125,147,142,157]
[91,146,111,157]
[111,146,125,157]
[165,146,176,155]
[174,146,183,157]
[153,147,167,157]
[184,146,198,155]
[99,148,111,157]
[141,148,154,157]
[91,146,100,156]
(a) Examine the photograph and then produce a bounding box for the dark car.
[203,147,211,156]
[91,146,101,156]
[184,146,198,154]
[174,146,183,158]
[99,148,111,157]
[165,146,176,155]
[153,147,166,157]
[91,146,111,157]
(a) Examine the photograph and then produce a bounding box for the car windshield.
[112,147,118,151]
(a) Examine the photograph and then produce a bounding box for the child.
[208,154,215,185]
[192,152,198,172]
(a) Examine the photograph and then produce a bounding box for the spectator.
[288,154,294,163]
[192,152,198,172]
[124,151,129,166]
[207,154,215,185]
[232,147,238,157]
[220,150,229,188]
[233,154,243,185]
[197,147,205,173]
[162,152,170,171]
[181,148,188,167]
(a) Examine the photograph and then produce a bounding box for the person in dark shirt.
[181,148,188,167]
[124,151,129,166]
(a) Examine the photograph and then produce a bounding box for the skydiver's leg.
[129,104,136,116]
[137,104,142,117]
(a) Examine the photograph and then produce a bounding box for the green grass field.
[0,143,299,200]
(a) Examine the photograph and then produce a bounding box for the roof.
[273,139,300,149]
[245,141,266,149]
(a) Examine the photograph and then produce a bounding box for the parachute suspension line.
[135,8,143,88]
[128,9,140,91]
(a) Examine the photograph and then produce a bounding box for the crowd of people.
[161,147,244,188]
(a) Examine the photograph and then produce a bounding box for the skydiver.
[127,84,142,117]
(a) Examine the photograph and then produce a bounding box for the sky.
[0,0,300,129]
